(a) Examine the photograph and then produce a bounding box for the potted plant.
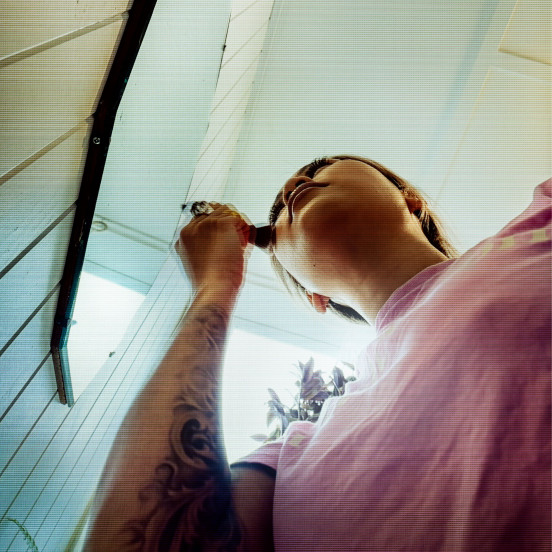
[253,357,356,443]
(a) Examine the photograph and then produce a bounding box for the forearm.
[85,286,243,551]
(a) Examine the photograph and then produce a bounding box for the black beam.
[51,0,158,406]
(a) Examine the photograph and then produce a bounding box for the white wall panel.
[211,31,267,112]
[189,79,257,200]
[437,67,551,252]
[0,0,130,59]
[0,357,68,550]
[221,1,272,69]
[0,121,90,270]
[499,0,551,65]
[0,292,59,418]
[32,264,188,551]
[0,360,58,476]
[0,213,75,351]
[0,258,184,551]
[0,19,124,178]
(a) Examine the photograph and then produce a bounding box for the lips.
[288,182,328,222]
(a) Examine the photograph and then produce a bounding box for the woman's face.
[271,158,420,301]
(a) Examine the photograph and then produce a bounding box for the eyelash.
[269,157,331,224]
[305,157,330,178]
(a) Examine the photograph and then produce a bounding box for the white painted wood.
[499,0,551,65]
[0,258,176,522]
[0,356,69,550]
[194,86,255,190]
[188,103,250,201]
[211,34,266,115]
[188,60,261,201]
[0,0,131,59]
[0,291,59,417]
[0,211,75,352]
[84,223,168,289]
[0,358,58,475]
[0,122,90,271]
[91,0,231,246]
[223,0,273,65]
[32,264,189,550]
[0,18,124,178]
[438,67,551,252]
[0,257,186,550]
[231,0,260,22]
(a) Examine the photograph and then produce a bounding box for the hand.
[174,203,252,295]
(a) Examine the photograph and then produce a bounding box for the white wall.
[0,0,246,549]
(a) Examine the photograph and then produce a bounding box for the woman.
[85,156,550,551]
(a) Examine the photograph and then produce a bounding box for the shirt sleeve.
[230,440,283,472]
[496,178,552,238]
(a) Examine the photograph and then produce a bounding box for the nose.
[282,176,312,205]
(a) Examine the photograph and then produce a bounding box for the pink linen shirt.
[233,179,551,551]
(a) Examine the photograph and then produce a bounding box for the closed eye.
[269,157,332,225]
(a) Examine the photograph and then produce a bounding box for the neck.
[347,240,449,325]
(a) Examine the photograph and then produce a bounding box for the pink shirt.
[234,180,551,551]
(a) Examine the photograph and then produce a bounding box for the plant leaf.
[332,366,345,389]
[267,387,282,404]
[6,518,39,552]
[267,399,286,416]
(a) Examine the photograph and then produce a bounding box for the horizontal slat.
[33,263,189,550]
[0,357,58,476]
[0,121,91,271]
[188,96,250,200]
[211,30,267,113]
[0,0,131,59]
[0,356,69,547]
[223,0,273,63]
[0,257,185,549]
[231,0,260,21]
[0,291,59,417]
[0,211,75,351]
[0,18,124,178]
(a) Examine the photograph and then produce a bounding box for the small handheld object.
[188,201,273,250]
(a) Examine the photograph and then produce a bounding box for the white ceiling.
[83,0,550,361]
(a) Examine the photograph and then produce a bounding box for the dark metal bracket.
[51,0,158,406]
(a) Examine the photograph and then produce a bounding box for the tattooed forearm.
[115,304,244,551]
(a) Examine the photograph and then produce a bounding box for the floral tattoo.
[120,305,243,551]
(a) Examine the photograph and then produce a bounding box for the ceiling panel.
[223,0,500,223]
[499,0,551,65]
[437,66,551,251]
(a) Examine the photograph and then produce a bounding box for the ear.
[305,291,330,314]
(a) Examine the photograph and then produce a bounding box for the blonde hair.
[268,155,460,324]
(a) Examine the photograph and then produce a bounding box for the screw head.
[92,137,101,145]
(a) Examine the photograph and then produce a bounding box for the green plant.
[5,518,39,552]
[252,357,356,443]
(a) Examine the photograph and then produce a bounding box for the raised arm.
[84,204,273,551]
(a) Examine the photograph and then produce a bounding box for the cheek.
[274,232,331,293]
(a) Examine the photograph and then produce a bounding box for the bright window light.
[222,328,344,464]
[68,271,146,400]
[67,273,350,464]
